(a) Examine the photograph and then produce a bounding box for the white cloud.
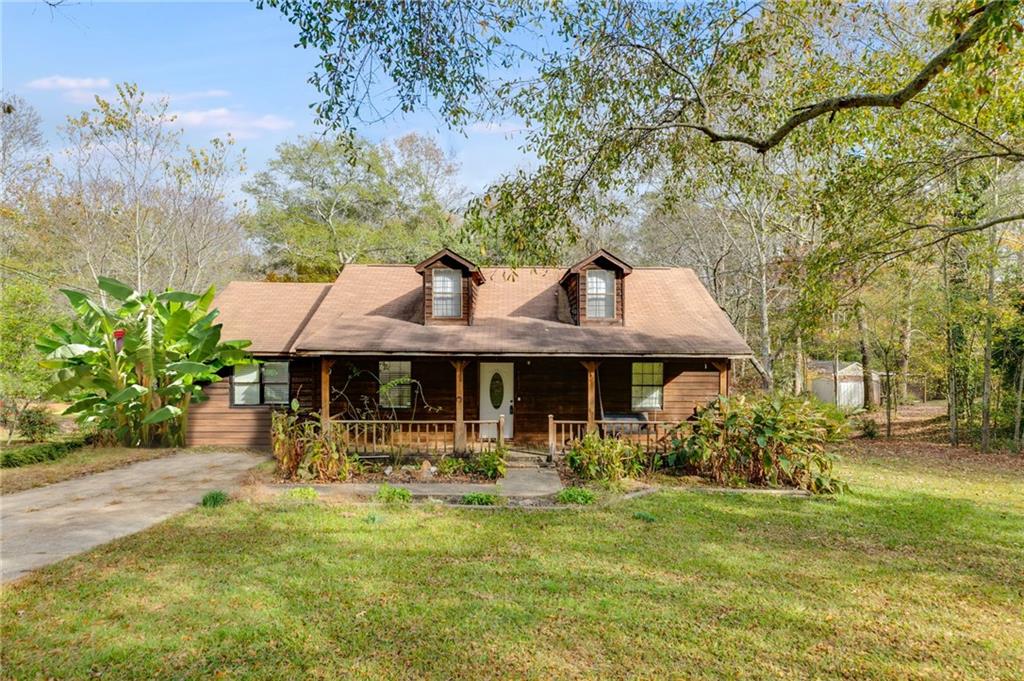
[468,120,525,135]
[168,107,294,139]
[26,75,111,91]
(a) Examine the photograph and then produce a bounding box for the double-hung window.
[232,362,289,406]
[631,362,664,411]
[379,361,412,409]
[586,269,615,319]
[432,269,462,318]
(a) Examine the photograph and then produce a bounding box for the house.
[187,248,752,453]
[806,359,881,411]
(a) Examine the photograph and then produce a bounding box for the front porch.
[290,355,728,456]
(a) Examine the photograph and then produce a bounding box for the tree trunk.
[981,221,998,452]
[898,301,912,404]
[1015,355,1024,453]
[855,301,876,409]
[794,332,804,395]
[758,264,773,391]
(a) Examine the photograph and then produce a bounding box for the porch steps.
[505,450,552,468]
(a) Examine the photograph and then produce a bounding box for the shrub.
[376,483,412,505]
[271,410,361,482]
[281,486,320,503]
[460,492,499,506]
[633,511,657,523]
[467,447,506,480]
[859,416,880,439]
[565,432,645,482]
[556,486,596,505]
[16,406,59,441]
[201,490,230,508]
[671,394,848,494]
[436,455,467,477]
[0,436,90,468]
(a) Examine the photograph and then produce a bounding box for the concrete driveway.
[0,451,264,583]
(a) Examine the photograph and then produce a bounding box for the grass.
[2,445,1022,679]
[0,446,178,494]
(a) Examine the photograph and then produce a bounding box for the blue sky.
[2,0,530,195]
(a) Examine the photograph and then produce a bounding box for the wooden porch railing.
[547,415,683,457]
[330,417,503,458]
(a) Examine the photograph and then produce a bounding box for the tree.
[260,0,1024,258]
[242,132,464,279]
[34,83,249,293]
[36,277,252,447]
[0,279,58,444]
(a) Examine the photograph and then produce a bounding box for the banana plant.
[36,277,252,447]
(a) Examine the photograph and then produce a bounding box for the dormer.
[415,248,486,325]
[559,249,633,325]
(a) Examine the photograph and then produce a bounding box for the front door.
[479,362,514,440]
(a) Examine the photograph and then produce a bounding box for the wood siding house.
[188,248,751,453]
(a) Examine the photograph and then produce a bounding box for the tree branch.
[685,3,1005,153]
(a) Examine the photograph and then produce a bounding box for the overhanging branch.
[687,2,1006,154]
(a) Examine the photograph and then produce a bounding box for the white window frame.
[232,362,289,406]
[586,269,615,319]
[631,362,664,411]
[432,268,462,318]
[379,361,413,409]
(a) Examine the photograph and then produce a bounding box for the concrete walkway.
[0,451,264,583]
[279,464,564,500]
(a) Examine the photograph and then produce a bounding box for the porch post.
[548,414,556,460]
[711,359,730,396]
[451,360,468,452]
[497,415,505,448]
[581,361,600,432]
[320,358,335,426]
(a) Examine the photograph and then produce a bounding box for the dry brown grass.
[0,447,177,494]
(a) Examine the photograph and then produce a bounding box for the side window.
[586,270,615,319]
[432,268,462,318]
[232,365,261,405]
[631,362,664,411]
[379,361,412,408]
[231,362,289,406]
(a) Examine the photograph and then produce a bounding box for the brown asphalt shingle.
[213,281,331,354]
[292,265,751,357]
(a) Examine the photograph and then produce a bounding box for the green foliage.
[2,405,58,442]
[556,486,596,505]
[859,417,880,439]
[633,511,657,523]
[281,486,320,504]
[241,133,464,279]
[271,411,362,481]
[375,483,412,506]
[0,279,60,443]
[0,436,90,468]
[460,492,499,506]
[566,432,646,482]
[673,395,848,494]
[201,490,230,508]
[36,278,251,447]
[436,455,467,477]
[467,447,506,480]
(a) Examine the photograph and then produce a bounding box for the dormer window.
[560,249,633,325]
[432,268,462,318]
[415,248,485,325]
[586,270,615,319]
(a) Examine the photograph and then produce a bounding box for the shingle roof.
[213,281,331,354]
[287,265,751,357]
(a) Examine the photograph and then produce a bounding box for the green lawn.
[2,444,1022,679]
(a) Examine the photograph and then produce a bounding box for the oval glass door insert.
[489,372,504,409]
